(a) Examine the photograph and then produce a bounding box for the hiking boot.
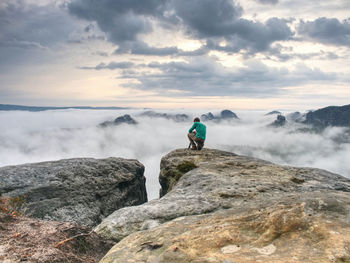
[191,146,197,150]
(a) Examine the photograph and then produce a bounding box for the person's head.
[193,117,200,123]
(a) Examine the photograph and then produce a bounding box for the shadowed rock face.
[97,148,350,263]
[304,104,350,128]
[0,157,147,227]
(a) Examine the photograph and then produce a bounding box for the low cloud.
[298,17,350,46]
[0,109,349,200]
[79,61,135,70]
[118,57,337,96]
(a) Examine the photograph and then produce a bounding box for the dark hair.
[194,117,200,122]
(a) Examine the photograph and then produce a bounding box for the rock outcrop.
[0,157,147,227]
[269,114,286,127]
[97,148,350,263]
[99,114,137,127]
[201,110,239,122]
[304,104,350,128]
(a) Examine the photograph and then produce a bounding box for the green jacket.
[189,122,206,140]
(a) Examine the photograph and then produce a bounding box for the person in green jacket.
[188,117,206,150]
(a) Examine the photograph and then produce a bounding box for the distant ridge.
[0,104,130,112]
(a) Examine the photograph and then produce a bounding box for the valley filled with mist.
[1,108,349,200]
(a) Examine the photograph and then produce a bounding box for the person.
[188,117,206,150]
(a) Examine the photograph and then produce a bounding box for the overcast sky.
[0,0,349,109]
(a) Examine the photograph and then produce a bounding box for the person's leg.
[195,138,204,150]
[187,132,197,150]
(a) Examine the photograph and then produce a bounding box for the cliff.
[0,157,147,227]
[98,148,350,263]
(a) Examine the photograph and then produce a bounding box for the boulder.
[97,149,350,262]
[99,114,137,127]
[0,157,147,227]
[304,104,350,128]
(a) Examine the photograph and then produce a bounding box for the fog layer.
[1,109,349,200]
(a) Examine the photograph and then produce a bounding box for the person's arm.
[188,123,197,133]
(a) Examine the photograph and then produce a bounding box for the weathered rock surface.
[0,157,147,227]
[97,148,350,263]
[304,104,350,128]
[99,114,137,127]
[0,212,114,263]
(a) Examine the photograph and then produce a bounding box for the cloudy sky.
[1,0,349,109]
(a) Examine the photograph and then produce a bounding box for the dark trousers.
[188,132,205,150]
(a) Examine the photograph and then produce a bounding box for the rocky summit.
[0,157,147,227]
[98,148,350,263]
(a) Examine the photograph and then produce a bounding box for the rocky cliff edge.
[97,148,350,263]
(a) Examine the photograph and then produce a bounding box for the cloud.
[118,57,337,96]
[67,0,294,55]
[68,0,167,43]
[256,0,279,5]
[298,17,350,46]
[79,61,135,70]
[114,41,209,56]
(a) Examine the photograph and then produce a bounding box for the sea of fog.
[1,109,349,200]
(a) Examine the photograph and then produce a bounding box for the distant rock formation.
[287,111,305,122]
[220,109,238,119]
[0,157,147,227]
[304,104,350,128]
[269,114,286,127]
[139,111,189,122]
[265,110,282,115]
[99,114,137,127]
[201,110,239,122]
[97,148,350,262]
[201,112,215,121]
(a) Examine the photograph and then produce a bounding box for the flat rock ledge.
[97,148,350,263]
[0,157,147,227]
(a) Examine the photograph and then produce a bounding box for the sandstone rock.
[0,157,147,227]
[97,148,350,262]
[0,212,114,263]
